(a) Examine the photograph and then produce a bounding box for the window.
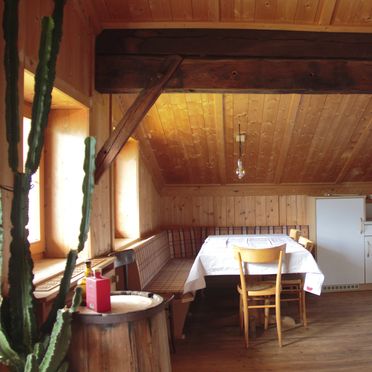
[22,113,45,258]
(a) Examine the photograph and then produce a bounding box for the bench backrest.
[167,225,309,258]
[129,231,170,289]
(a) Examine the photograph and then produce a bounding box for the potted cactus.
[0,0,96,370]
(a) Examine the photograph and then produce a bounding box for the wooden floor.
[171,284,372,372]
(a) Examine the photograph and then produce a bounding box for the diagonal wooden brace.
[94,55,182,183]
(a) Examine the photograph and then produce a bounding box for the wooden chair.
[234,244,286,348]
[289,228,301,241]
[298,236,315,253]
[281,237,315,327]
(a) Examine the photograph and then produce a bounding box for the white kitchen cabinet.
[365,223,372,283]
[316,197,365,286]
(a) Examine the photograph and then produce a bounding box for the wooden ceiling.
[88,0,372,33]
[112,92,372,185]
[86,0,372,187]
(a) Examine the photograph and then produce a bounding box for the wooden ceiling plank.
[143,100,174,179]
[148,0,172,21]
[325,95,371,181]
[335,97,372,183]
[256,94,280,183]
[245,94,264,182]
[214,95,227,184]
[133,123,165,191]
[191,0,219,21]
[316,0,337,25]
[277,0,297,22]
[332,0,359,25]
[241,0,256,21]
[185,94,210,184]
[351,0,372,24]
[274,94,302,183]
[269,95,293,183]
[255,0,278,21]
[169,0,193,21]
[171,94,198,183]
[127,0,152,21]
[295,0,320,23]
[155,94,187,183]
[201,94,220,183]
[94,55,182,183]
[223,94,235,183]
[96,56,372,94]
[300,94,344,183]
[284,95,327,182]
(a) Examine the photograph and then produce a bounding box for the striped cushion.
[167,225,309,258]
[144,259,194,296]
[132,231,171,289]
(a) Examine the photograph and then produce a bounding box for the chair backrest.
[298,236,314,253]
[234,244,286,293]
[289,228,300,241]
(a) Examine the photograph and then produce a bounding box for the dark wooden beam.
[94,55,182,183]
[96,56,372,94]
[96,29,372,60]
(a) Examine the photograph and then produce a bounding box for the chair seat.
[237,281,276,296]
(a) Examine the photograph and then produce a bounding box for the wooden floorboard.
[171,284,372,372]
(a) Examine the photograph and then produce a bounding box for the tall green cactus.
[1,0,96,370]
[3,0,20,172]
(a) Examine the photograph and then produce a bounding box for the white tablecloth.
[183,234,324,296]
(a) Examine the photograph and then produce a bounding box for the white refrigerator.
[316,197,365,286]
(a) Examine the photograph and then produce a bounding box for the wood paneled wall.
[24,0,93,101]
[161,194,308,227]
[90,92,112,257]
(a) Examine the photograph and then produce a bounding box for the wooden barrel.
[68,291,171,372]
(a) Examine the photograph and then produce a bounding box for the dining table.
[183,234,324,296]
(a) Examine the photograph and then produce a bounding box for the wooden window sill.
[33,256,115,301]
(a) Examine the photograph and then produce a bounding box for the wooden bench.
[126,231,194,339]
[167,225,309,258]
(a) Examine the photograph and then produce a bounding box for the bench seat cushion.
[144,258,194,298]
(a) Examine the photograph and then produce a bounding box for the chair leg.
[302,290,308,328]
[264,298,270,330]
[243,305,249,348]
[275,294,282,347]
[239,294,243,333]
[298,287,304,324]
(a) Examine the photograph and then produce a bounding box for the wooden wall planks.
[161,194,308,227]
[25,0,93,101]
[90,92,112,257]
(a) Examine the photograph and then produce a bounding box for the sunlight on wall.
[115,139,140,239]
[45,109,89,257]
